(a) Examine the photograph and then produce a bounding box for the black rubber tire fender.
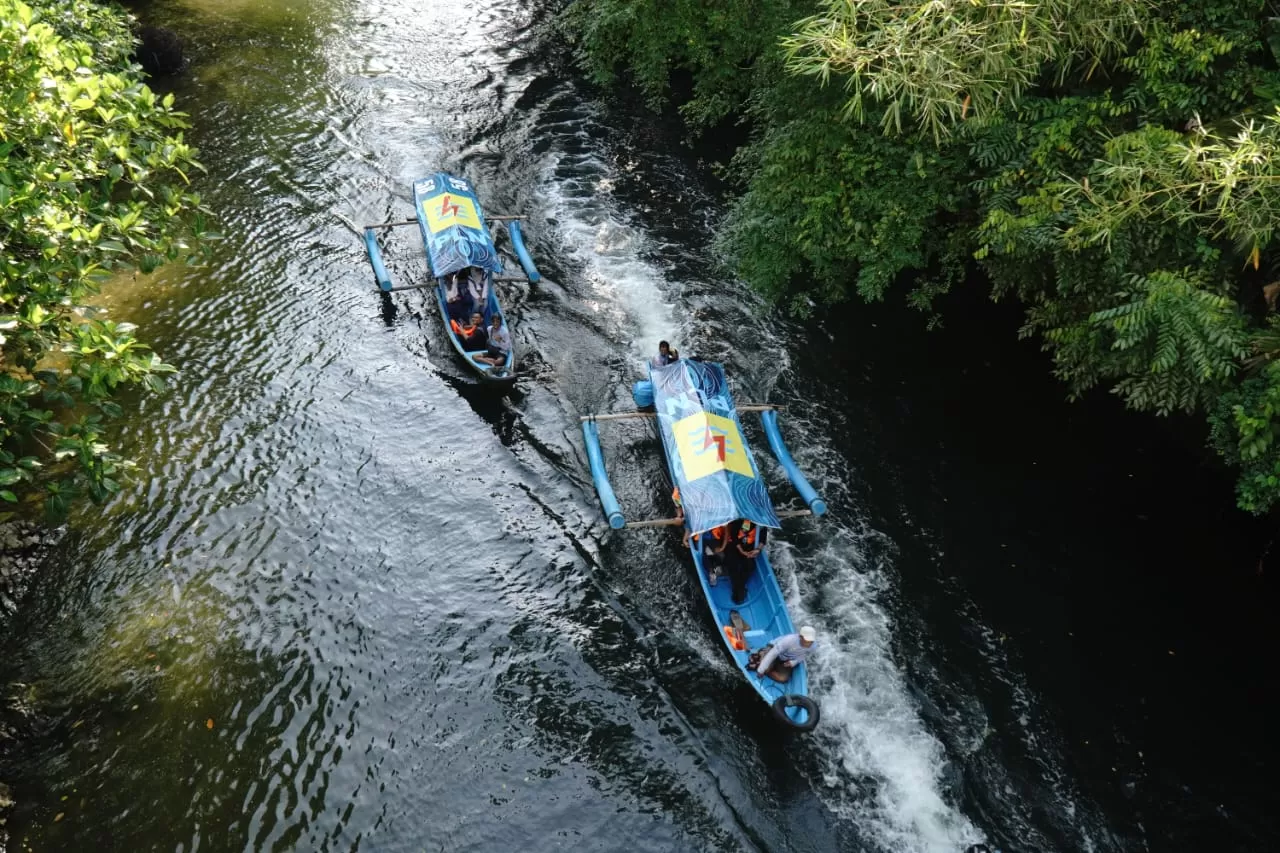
[771,694,820,732]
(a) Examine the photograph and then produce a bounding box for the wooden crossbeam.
[363,219,418,230]
[581,404,786,422]
[624,509,813,529]
[383,281,437,293]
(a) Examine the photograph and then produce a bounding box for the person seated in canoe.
[476,313,512,370]
[445,273,473,323]
[750,626,816,684]
[450,311,488,352]
[465,266,489,311]
[692,524,729,585]
[652,340,679,367]
[723,519,767,605]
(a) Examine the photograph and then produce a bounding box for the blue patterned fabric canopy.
[650,359,781,535]
[412,172,503,278]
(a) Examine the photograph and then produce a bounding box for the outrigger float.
[362,172,541,385]
[581,358,827,731]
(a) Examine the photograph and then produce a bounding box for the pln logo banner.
[423,192,482,233]
[674,412,755,481]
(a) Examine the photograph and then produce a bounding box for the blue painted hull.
[645,362,816,728]
[416,173,515,385]
[686,536,812,720]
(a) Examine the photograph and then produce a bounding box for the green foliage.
[560,0,809,128]
[564,0,1280,512]
[782,0,1145,140]
[717,79,972,317]
[1061,114,1280,259]
[1,0,208,520]
[1209,361,1280,513]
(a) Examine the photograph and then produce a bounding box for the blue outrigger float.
[581,358,827,731]
[362,172,541,385]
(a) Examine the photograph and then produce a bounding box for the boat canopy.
[650,359,781,535]
[412,172,503,278]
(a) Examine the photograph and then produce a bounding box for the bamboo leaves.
[782,0,1147,140]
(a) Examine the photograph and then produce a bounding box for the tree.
[1,0,209,519]
[564,0,1280,511]
[782,0,1145,140]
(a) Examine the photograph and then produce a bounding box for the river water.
[2,0,1277,851]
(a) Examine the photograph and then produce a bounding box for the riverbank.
[0,521,58,853]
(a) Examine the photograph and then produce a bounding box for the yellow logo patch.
[673,412,754,481]
[423,192,482,233]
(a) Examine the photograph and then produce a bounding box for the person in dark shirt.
[652,340,679,367]
[445,272,473,323]
[723,519,767,605]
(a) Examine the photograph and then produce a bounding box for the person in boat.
[672,486,686,542]
[445,272,473,323]
[450,311,488,352]
[465,266,489,311]
[723,519,767,605]
[476,313,512,369]
[692,525,729,585]
[752,625,816,683]
[652,340,678,367]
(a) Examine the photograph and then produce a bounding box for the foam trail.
[531,91,984,853]
[539,149,681,357]
[771,534,983,853]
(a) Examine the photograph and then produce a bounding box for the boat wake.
[527,85,987,853]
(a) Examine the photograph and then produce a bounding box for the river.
[1,0,1277,850]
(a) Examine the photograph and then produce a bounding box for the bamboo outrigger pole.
[624,509,814,529]
[363,219,418,230]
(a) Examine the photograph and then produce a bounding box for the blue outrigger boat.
[362,172,541,385]
[582,358,827,731]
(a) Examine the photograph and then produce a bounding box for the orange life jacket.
[723,625,746,650]
[694,525,725,544]
[671,487,681,508]
[451,319,480,340]
[738,520,758,548]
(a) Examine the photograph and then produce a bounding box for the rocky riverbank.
[0,522,55,617]
[0,521,58,853]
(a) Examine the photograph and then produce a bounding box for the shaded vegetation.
[1,0,210,519]
[563,0,1280,512]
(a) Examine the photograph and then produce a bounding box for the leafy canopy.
[566,0,1280,512]
[1,0,210,519]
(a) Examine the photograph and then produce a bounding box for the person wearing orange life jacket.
[671,486,690,545]
[723,519,768,605]
[692,525,729,586]
[449,311,488,352]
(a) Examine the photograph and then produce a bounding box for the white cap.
[799,626,817,643]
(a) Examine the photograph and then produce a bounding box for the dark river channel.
[2,0,1277,851]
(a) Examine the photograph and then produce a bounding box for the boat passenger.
[450,311,488,352]
[671,486,687,542]
[652,340,677,367]
[445,273,473,322]
[752,626,816,684]
[724,519,767,604]
[476,313,512,369]
[465,267,488,311]
[693,525,728,585]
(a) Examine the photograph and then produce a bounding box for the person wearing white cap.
[754,626,817,683]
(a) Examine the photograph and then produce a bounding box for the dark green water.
[1,0,1276,851]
